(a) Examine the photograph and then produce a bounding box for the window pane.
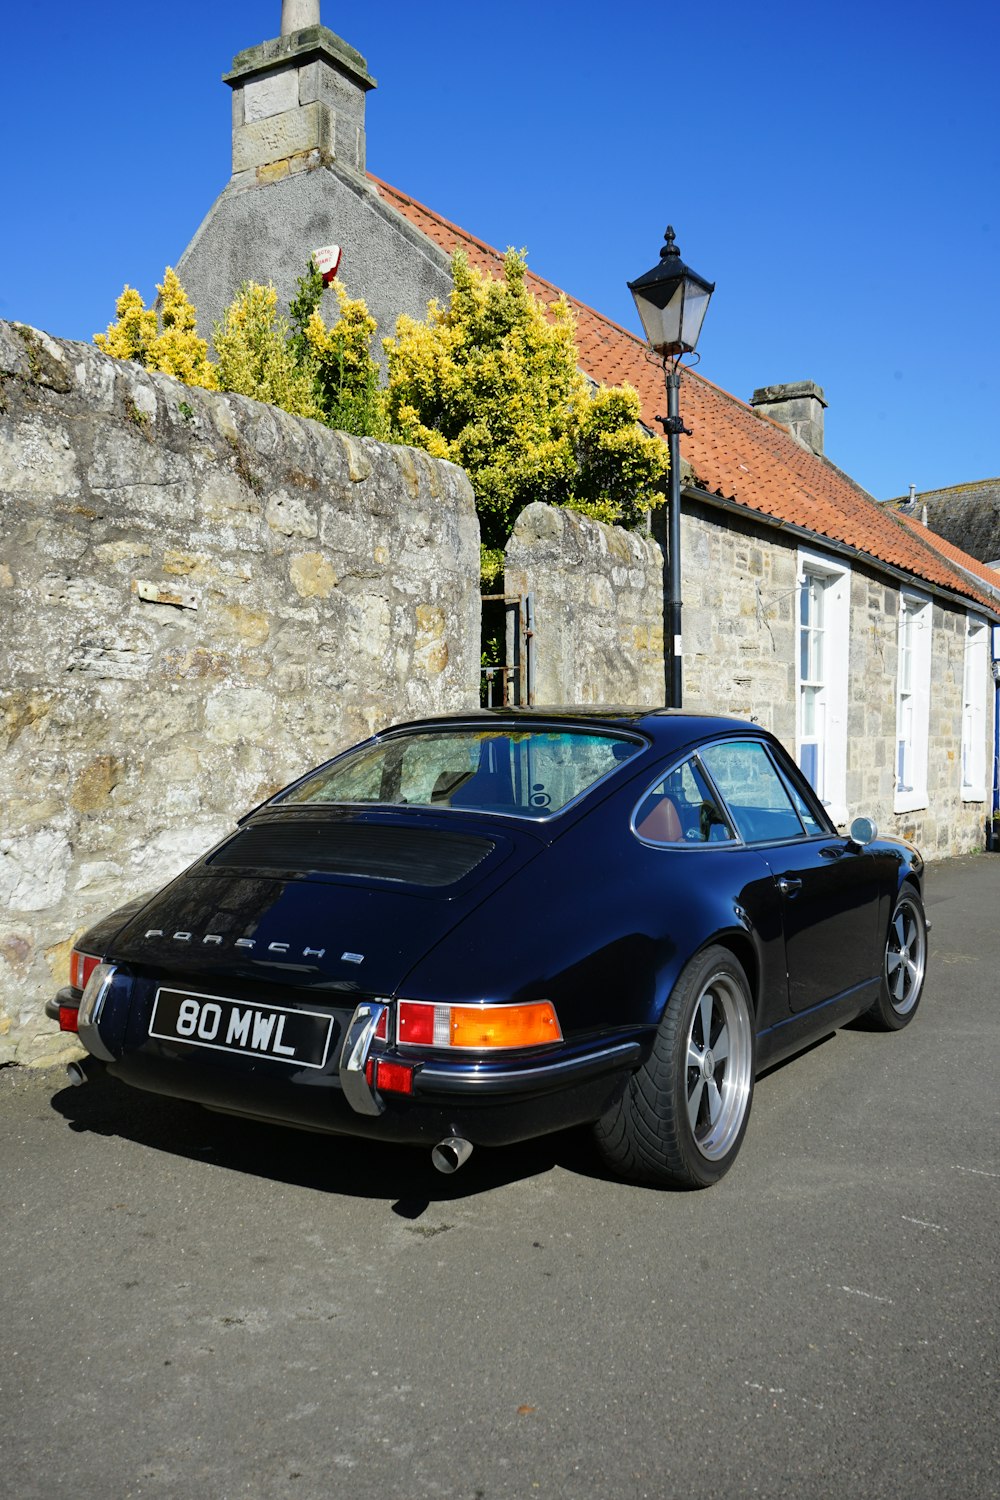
[700,741,805,843]
[635,758,736,845]
[278,728,643,818]
[787,777,825,835]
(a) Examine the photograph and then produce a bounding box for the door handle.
[777,876,803,896]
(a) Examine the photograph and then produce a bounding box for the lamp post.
[628,227,714,708]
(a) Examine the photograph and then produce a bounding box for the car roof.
[376,706,764,755]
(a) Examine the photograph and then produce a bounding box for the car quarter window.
[634,757,736,845]
[699,740,806,843]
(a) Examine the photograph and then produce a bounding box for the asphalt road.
[2,855,997,1500]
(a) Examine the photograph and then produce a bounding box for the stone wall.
[681,500,797,735]
[0,321,479,1064]
[504,502,665,706]
[505,498,993,857]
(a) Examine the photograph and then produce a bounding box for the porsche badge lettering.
[143,929,331,960]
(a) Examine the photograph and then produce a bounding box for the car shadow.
[755,1028,836,1080]
[48,1071,612,1213]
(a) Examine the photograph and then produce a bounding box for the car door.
[699,739,881,1014]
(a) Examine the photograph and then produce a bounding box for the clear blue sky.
[4,0,997,501]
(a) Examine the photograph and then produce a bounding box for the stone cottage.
[176,1,1000,858]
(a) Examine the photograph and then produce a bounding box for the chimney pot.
[281,0,320,35]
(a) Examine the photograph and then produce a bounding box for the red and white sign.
[313,245,342,285]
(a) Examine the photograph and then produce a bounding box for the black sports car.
[50,709,927,1188]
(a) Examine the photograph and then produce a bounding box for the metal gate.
[480,591,535,706]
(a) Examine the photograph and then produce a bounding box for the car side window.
[634,757,736,845]
[785,779,826,836]
[699,740,806,843]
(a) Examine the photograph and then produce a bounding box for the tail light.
[70,950,102,993]
[397,999,562,1051]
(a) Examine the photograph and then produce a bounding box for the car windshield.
[278,726,645,819]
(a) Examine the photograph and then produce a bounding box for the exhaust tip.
[66,1057,104,1087]
[431,1136,474,1174]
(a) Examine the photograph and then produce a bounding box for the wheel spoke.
[698,993,714,1048]
[713,1023,730,1064]
[705,1078,723,1126]
[893,913,907,948]
[686,1036,704,1071]
[687,1075,705,1133]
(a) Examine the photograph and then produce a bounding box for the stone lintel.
[225,27,376,93]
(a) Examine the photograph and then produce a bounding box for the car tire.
[864,886,927,1031]
[594,945,755,1189]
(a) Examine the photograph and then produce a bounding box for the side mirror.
[849,816,878,848]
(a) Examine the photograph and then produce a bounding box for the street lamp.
[628,226,714,708]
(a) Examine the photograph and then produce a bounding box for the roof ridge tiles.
[885,478,1000,505]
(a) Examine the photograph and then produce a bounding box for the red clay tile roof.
[371,175,998,616]
[894,511,1000,597]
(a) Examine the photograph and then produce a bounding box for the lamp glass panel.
[678,283,711,350]
[633,283,684,351]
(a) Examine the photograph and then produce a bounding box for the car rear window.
[277,727,644,819]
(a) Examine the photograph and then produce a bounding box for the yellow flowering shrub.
[571,385,668,526]
[94,269,217,389]
[145,269,217,389]
[94,286,158,364]
[385,251,667,549]
[301,279,388,438]
[213,282,318,419]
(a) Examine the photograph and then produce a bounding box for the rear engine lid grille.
[206,821,495,888]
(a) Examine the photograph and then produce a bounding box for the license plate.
[149,987,334,1069]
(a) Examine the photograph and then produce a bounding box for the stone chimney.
[225,2,376,186]
[750,381,827,457]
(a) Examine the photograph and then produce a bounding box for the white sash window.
[895,592,931,814]
[796,551,850,825]
[961,615,988,801]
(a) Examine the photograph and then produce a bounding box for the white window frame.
[894,590,932,814]
[795,550,850,826]
[961,614,988,802]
